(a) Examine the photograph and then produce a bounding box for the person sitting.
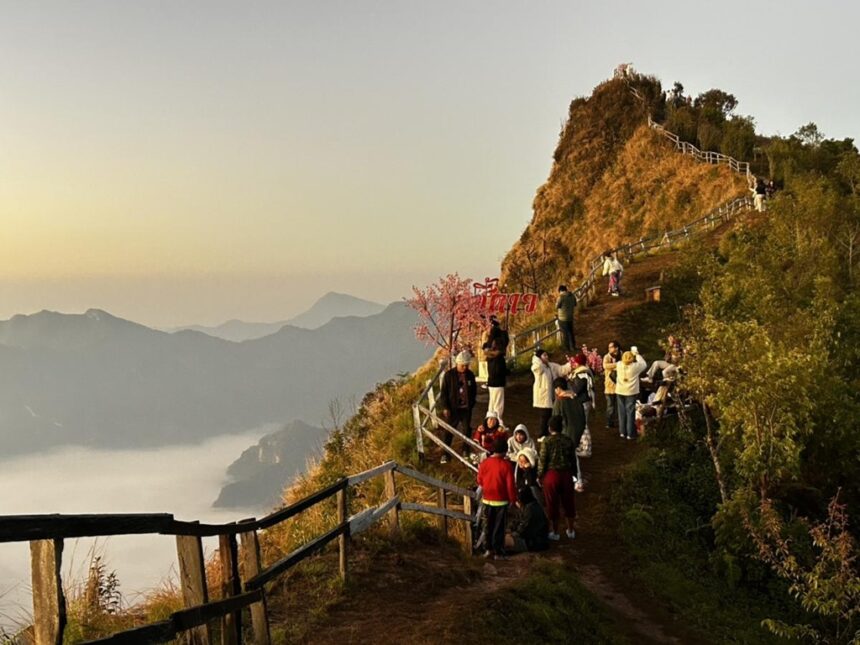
[472,410,507,461]
[505,486,549,553]
[507,424,536,460]
[514,447,542,505]
[643,335,683,383]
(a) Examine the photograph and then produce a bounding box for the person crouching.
[476,437,517,559]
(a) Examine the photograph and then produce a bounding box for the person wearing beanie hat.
[531,349,573,438]
[615,346,646,440]
[437,351,477,463]
[472,410,508,461]
[506,423,536,460]
[476,436,517,559]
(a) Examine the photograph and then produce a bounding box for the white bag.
[576,427,592,458]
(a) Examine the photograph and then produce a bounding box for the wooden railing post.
[437,488,448,537]
[239,527,271,645]
[412,404,425,462]
[176,533,212,645]
[30,539,66,645]
[337,488,349,582]
[218,534,242,645]
[462,496,474,555]
[384,469,400,536]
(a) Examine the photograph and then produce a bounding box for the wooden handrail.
[347,461,397,487]
[395,464,478,499]
[82,590,265,644]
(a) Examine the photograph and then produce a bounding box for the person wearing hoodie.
[476,438,517,559]
[531,348,573,438]
[603,340,622,431]
[437,351,478,463]
[615,347,647,440]
[537,416,578,540]
[505,486,550,553]
[506,424,536,461]
[514,447,542,505]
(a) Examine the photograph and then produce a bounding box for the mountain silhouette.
[170,292,386,341]
[0,302,428,456]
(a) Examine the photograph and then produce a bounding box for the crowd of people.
[434,295,686,559]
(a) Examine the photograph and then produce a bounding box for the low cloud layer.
[0,432,273,629]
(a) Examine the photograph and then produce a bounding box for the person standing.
[603,341,622,431]
[437,351,477,463]
[531,348,573,438]
[476,438,517,559]
[537,416,578,540]
[555,285,577,352]
[602,251,624,297]
[615,348,647,440]
[570,354,595,428]
[484,339,508,426]
[553,376,588,492]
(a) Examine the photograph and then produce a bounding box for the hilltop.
[501,76,746,294]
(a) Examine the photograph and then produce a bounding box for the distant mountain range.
[170,292,386,342]
[0,301,429,456]
[213,420,327,509]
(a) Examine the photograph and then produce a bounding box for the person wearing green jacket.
[555,285,577,352]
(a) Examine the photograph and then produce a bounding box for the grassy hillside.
[501,76,746,296]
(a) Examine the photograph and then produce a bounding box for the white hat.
[485,410,498,419]
[455,351,471,365]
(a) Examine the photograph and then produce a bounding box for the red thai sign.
[472,277,538,315]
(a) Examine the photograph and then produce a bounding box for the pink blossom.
[406,274,487,363]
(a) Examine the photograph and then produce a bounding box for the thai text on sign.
[472,278,538,315]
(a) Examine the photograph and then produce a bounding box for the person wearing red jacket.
[472,410,507,457]
[476,437,517,559]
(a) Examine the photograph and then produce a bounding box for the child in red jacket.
[476,437,517,559]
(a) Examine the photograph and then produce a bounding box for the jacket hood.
[517,447,538,467]
[513,424,530,442]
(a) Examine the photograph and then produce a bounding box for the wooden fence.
[411,364,488,471]
[505,195,754,362]
[647,115,752,182]
[1,462,478,645]
[411,194,753,464]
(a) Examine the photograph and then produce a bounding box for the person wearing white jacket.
[531,348,573,438]
[615,348,646,440]
[602,251,624,296]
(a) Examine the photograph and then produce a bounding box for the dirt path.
[301,251,702,644]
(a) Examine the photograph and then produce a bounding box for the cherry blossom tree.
[406,273,486,366]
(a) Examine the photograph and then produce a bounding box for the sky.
[1,0,857,327]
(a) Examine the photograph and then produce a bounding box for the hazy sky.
[1,1,857,326]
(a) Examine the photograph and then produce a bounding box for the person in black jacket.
[506,486,549,552]
[484,340,508,426]
[436,351,478,464]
